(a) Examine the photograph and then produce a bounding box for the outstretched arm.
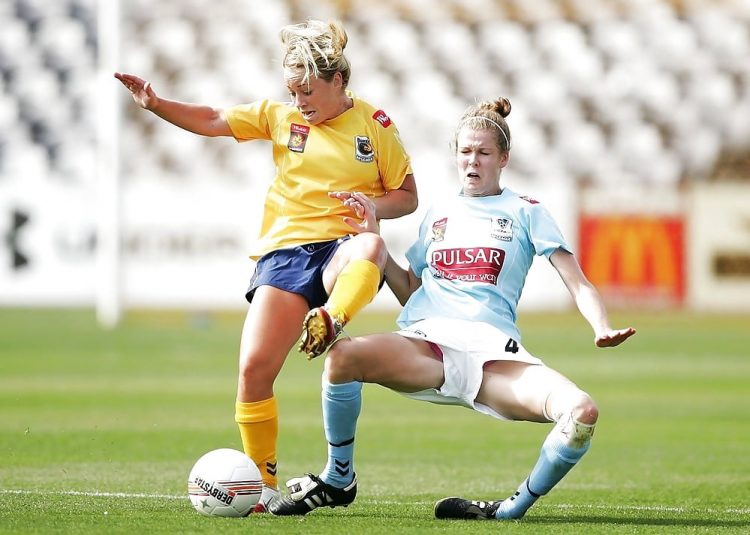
[114,72,233,137]
[549,249,636,347]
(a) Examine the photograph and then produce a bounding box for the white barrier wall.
[688,182,750,311]
[5,172,750,313]
[0,177,96,306]
[0,177,263,309]
[0,169,574,313]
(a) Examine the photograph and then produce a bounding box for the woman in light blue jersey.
[269,98,636,519]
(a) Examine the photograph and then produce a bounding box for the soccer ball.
[187,448,262,517]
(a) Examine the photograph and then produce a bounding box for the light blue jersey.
[397,188,571,342]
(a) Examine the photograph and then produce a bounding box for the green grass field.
[1,308,748,534]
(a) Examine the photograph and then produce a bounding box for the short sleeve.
[404,208,432,277]
[224,100,276,141]
[527,203,572,258]
[372,110,412,191]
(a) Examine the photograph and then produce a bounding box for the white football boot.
[253,485,281,513]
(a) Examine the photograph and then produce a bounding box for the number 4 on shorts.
[504,338,519,354]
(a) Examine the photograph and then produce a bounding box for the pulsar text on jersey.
[430,247,506,284]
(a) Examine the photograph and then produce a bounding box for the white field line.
[1,489,185,500]
[1,489,749,516]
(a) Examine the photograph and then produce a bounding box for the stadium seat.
[0,0,749,188]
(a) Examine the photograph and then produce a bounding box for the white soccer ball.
[187,448,262,517]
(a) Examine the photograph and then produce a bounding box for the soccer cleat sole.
[298,308,335,359]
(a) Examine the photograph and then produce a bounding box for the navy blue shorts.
[245,238,348,308]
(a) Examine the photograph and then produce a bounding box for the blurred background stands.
[1,0,749,190]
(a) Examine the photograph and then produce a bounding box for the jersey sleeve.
[527,203,572,258]
[372,110,413,191]
[224,99,278,141]
[404,208,432,277]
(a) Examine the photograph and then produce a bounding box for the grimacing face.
[285,69,346,125]
[455,127,509,197]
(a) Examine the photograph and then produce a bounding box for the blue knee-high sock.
[319,380,362,488]
[495,423,591,520]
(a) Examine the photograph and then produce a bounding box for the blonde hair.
[453,98,512,153]
[280,19,351,87]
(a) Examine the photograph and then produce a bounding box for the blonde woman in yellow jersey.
[115,19,417,511]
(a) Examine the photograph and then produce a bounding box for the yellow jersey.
[225,93,413,259]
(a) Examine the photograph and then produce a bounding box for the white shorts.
[395,317,543,420]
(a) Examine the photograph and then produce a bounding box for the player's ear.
[499,151,510,168]
[332,71,344,90]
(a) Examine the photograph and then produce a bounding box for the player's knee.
[323,338,366,384]
[571,393,598,426]
[548,391,598,451]
[238,350,275,386]
[546,386,598,425]
[324,340,360,383]
[351,232,387,267]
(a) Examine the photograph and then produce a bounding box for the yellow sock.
[327,259,381,323]
[235,397,278,489]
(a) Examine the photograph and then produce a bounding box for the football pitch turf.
[1,308,748,534]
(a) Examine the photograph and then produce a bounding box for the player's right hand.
[595,327,636,347]
[332,191,379,234]
[114,72,158,110]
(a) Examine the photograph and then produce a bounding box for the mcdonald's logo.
[579,216,685,304]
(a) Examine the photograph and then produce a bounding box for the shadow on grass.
[526,514,750,530]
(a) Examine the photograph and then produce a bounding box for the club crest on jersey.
[431,217,447,242]
[490,217,513,241]
[288,123,310,153]
[355,136,374,162]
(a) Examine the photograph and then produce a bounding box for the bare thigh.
[475,360,578,422]
[326,334,444,393]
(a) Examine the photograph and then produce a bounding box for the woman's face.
[455,127,509,197]
[285,70,345,125]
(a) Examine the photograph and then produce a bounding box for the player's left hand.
[330,191,379,234]
[595,327,636,347]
